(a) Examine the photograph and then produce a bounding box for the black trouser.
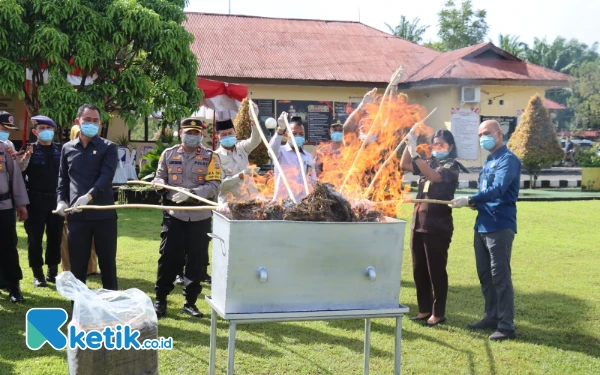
[155,214,211,305]
[68,219,118,290]
[411,231,451,317]
[0,208,23,283]
[25,204,64,269]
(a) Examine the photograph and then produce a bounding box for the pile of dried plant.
[283,182,357,222]
[228,200,285,220]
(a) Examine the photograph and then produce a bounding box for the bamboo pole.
[248,100,297,203]
[127,180,218,206]
[340,66,404,193]
[283,115,310,196]
[365,108,437,194]
[53,204,218,214]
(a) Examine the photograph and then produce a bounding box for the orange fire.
[241,87,435,217]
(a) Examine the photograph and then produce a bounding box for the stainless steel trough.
[209,212,406,314]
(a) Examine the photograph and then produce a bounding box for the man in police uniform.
[152,118,222,318]
[0,112,29,302]
[214,102,261,203]
[21,115,63,287]
[55,104,119,290]
[314,120,344,178]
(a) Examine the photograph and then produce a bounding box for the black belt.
[0,192,11,201]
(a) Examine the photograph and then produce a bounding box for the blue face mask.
[220,135,237,148]
[293,136,305,148]
[0,130,9,142]
[432,150,449,159]
[183,133,203,148]
[38,129,55,142]
[330,131,343,143]
[81,123,99,138]
[480,133,497,151]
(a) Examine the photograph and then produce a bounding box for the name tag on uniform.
[423,180,431,193]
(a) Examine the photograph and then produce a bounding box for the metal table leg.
[394,315,402,375]
[209,309,217,375]
[363,318,371,375]
[227,322,237,375]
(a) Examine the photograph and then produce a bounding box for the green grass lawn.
[1,202,599,374]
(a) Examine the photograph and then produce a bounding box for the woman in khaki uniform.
[60,124,99,275]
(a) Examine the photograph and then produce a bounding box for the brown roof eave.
[398,78,570,89]
[198,76,390,89]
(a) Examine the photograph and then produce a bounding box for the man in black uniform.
[0,112,29,302]
[22,115,63,287]
[55,104,118,290]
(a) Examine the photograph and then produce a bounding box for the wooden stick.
[366,108,437,194]
[127,180,218,206]
[53,204,218,214]
[340,67,404,193]
[405,199,452,205]
[248,100,297,203]
[283,115,310,196]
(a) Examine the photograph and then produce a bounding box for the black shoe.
[9,286,24,303]
[468,319,498,330]
[181,303,204,318]
[489,329,516,341]
[424,316,446,327]
[202,275,212,285]
[408,313,431,321]
[154,300,167,318]
[46,265,58,283]
[32,267,47,287]
[174,275,184,286]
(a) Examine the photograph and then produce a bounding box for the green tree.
[0,0,202,136]
[507,94,564,187]
[568,60,600,129]
[435,0,489,51]
[497,33,527,59]
[385,15,430,44]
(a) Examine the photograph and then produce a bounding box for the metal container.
[209,212,406,314]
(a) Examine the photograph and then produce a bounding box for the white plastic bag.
[56,272,159,375]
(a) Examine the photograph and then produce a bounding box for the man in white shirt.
[214,104,261,203]
[269,114,317,202]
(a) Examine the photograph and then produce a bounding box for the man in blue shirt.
[450,120,521,341]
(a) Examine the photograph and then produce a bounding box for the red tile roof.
[544,98,567,110]
[403,42,570,86]
[184,13,439,83]
[184,14,570,87]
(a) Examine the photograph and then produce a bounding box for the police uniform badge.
[196,168,204,173]
[444,163,453,169]
[6,147,15,160]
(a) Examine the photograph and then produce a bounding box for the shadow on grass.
[329,281,600,361]
[0,291,70,375]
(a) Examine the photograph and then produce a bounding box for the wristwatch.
[412,154,421,161]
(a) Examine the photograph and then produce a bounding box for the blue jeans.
[474,228,515,331]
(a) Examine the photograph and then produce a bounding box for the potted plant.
[576,143,600,191]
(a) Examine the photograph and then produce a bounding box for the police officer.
[152,118,222,318]
[55,104,119,290]
[0,111,29,302]
[21,115,63,287]
[314,120,344,178]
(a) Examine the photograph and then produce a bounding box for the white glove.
[448,196,469,209]
[391,70,404,86]
[243,166,260,176]
[71,194,91,213]
[151,180,160,191]
[409,122,421,136]
[172,191,189,204]
[406,132,418,158]
[277,112,288,131]
[359,88,377,109]
[55,201,69,217]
